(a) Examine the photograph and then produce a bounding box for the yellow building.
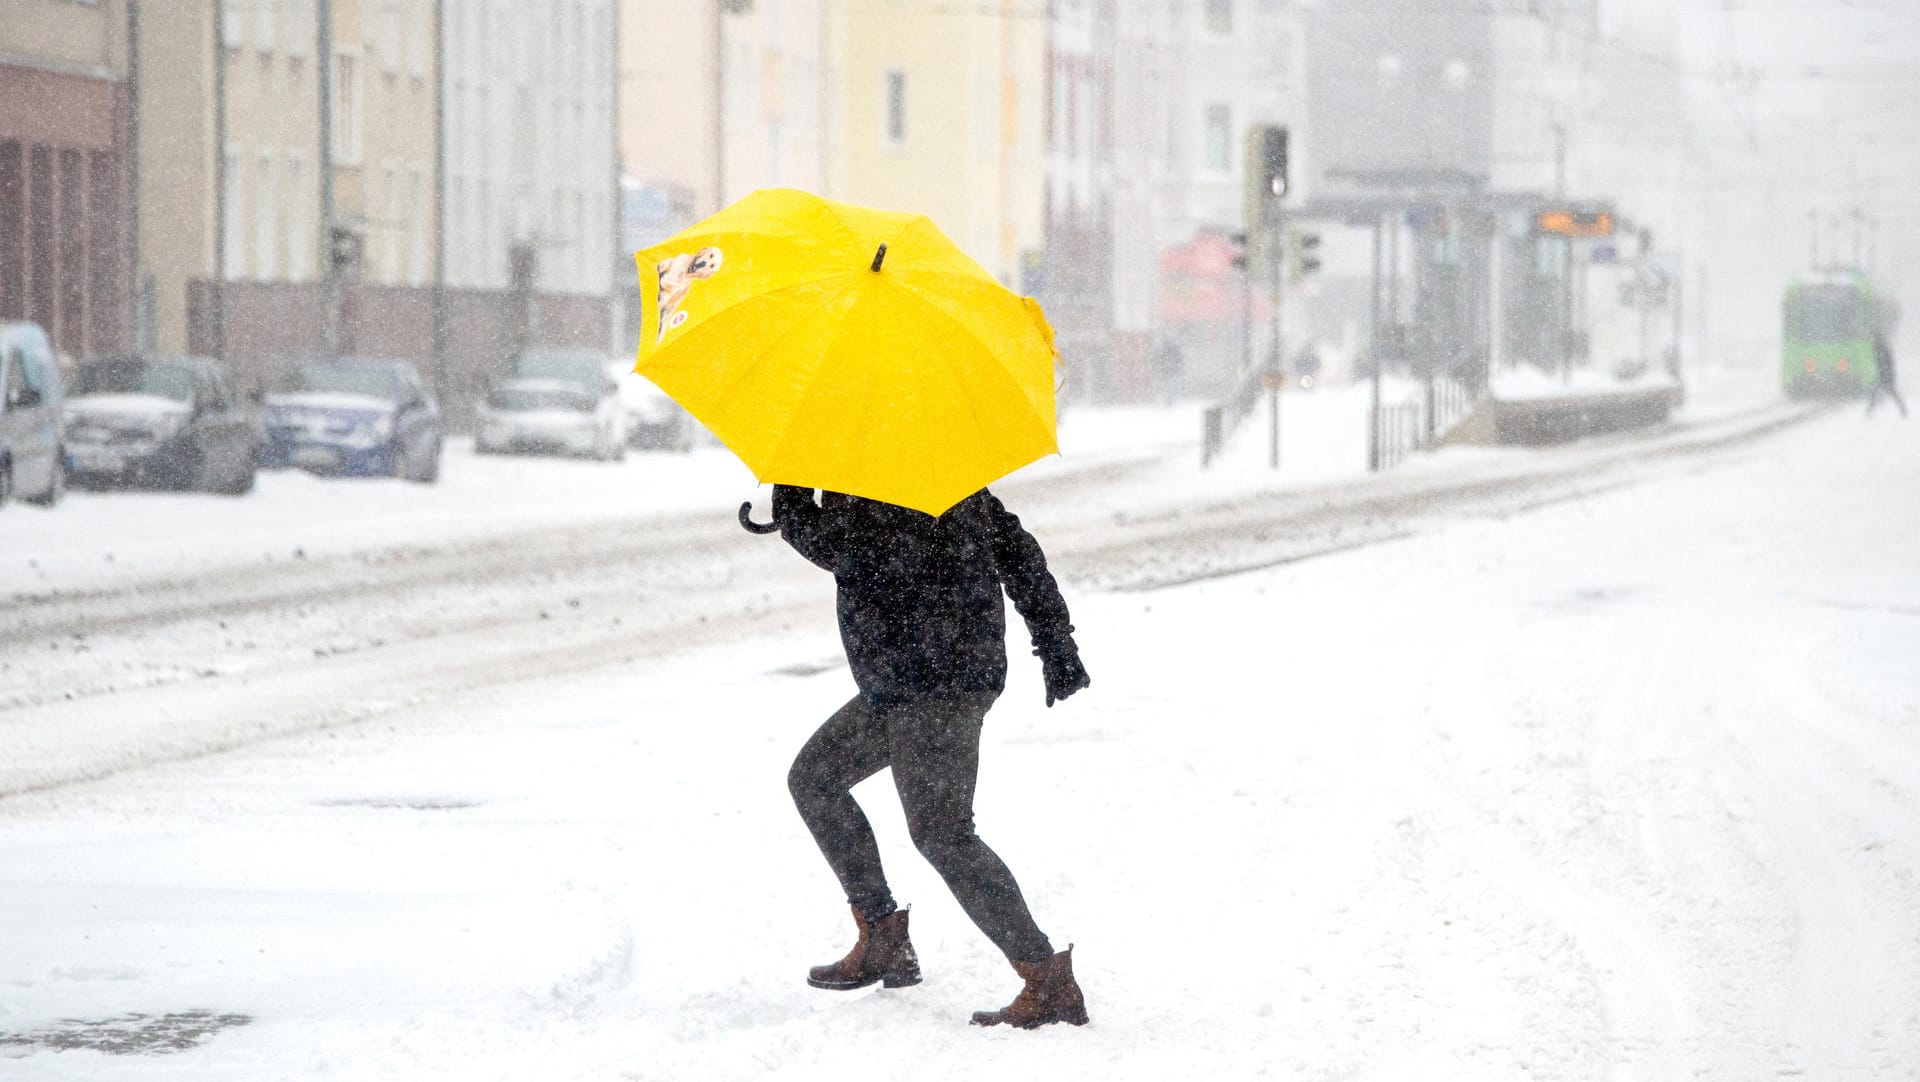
[823,0,1043,288]
[618,0,1042,288]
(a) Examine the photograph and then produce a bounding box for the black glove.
[1040,650,1091,708]
[772,485,816,523]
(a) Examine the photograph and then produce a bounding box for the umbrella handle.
[739,501,781,535]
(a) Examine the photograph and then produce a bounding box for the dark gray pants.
[787,693,1054,964]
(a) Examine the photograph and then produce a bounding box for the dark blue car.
[259,358,442,482]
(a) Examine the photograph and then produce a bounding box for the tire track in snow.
[0,402,1824,800]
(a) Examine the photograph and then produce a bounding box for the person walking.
[770,483,1092,1029]
[1868,329,1907,419]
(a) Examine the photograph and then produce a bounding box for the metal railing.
[1200,363,1276,467]
[1430,375,1477,442]
[1376,401,1423,470]
[1373,375,1480,471]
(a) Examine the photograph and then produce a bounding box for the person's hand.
[1041,651,1091,707]
[772,485,816,523]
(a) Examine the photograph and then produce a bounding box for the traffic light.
[1243,125,1288,263]
[328,226,364,276]
[1229,231,1249,272]
[1249,125,1288,199]
[1288,229,1322,281]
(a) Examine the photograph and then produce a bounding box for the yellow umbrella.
[633,188,1059,517]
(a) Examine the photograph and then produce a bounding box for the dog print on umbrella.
[656,247,724,342]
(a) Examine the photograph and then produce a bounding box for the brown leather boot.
[970,946,1089,1028]
[807,907,922,990]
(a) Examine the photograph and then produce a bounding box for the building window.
[883,70,907,148]
[286,151,309,281]
[256,0,277,52]
[222,0,245,49]
[477,177,492,286]
[332,51,364,166]
[1204,103,1230,173]
[449,177,466,285]
[1066,75,1078,157]
[1206,0,1232,35]
[573,192,587,286]
[408,0,430,79]
[409,167,427,284]
[223,145,245,279]
[285,0,311,59]
[381,0,402,75]
[382,163,400,282]
[256,153,278,279]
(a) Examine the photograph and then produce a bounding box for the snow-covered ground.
[4,385,1915,1079]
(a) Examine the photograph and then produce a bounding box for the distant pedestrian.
[1152,336,1185,406]
[1868,330,1907,419]
[771,484,1092,1029]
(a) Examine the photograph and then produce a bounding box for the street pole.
[431,0,447,408]
[319,0,339,358]
[1671,249,1684,386]
[126,0,141,354]
[1368,215,1382,472]
[1560,236,1573,386]
[1241,240,1253,376]
[712,0,726,213]
[211,0,227,362]
[1268,199,1282,471]
[1488,218,1505,379]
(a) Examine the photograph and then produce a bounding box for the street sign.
[1536,209,1614,237]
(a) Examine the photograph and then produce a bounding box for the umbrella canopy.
[633,188,1059,516]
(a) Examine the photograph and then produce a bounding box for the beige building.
[618,0,828,220]
[0,0,133,358]
[330,0,437,288]
[132,0,324,360]
[824,0,1044,287]
[618,0,1042,287]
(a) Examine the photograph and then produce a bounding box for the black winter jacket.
[774,486,1078,705]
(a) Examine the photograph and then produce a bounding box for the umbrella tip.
[871,244,887,272]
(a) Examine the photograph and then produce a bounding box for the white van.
[0,321,66,507]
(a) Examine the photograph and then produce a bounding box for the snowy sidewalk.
[3,406,1916,1079]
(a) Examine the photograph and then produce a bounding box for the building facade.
[1153,0,1303,395]
[616,0,829,354]
[443,0,616,301]
[120,0,615,421]
[1037,0,1115,401]
[824,0,1045,289]
[0,0,134,360]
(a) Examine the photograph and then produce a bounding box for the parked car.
[614,361,693,453]
[62,355,259,494]
[259,357,442,482]
[475,348,626,459]
[0,321,66,507]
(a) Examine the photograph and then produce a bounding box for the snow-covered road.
[3,398,1915,1080]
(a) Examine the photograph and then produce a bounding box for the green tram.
[1782,271,1895,398]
